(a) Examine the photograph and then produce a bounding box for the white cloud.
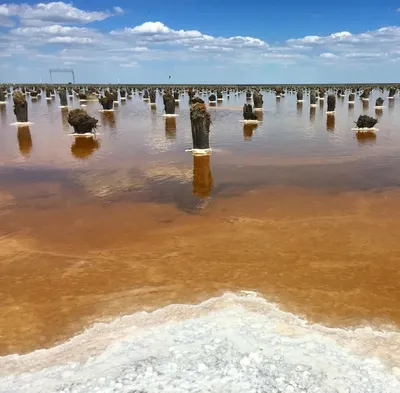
[0,2,123,27]
[110,21,267,50]
[320,52,338,58]
[48,36,94,44]
[108,46,149,53]
[11,25,93,36]
[120,61,138,68]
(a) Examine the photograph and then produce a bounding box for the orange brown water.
[1,90,400,356]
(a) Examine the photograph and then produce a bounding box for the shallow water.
[1,89,400,391]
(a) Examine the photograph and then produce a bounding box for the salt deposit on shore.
[1,293,399,393]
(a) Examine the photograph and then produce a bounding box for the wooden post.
[190,102,211,149]
[68,109,98,134]
[13,91,28,123]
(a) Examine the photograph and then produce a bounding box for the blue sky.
[1,1,400,83]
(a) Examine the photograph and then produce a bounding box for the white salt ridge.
[0,292,400,393]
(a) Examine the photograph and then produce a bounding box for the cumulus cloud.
[120,61,138,68]
[110,21,267,50]
[320,52,338,58]
[48,36,94,44]
[0,2,123,27]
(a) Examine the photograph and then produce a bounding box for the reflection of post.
[71,137,100,160]
[17,126,32,157]
[61,108,69,131]
[165,117,176,140]
[255,110,263,122]
[243,123,258,141]
[309,106,316,122]
[389,98,395,113]
[297,102,303,116]
[0,104,7,127]
[101,111,116,130]
[362,100,369,112]
[193,155,213,198]
[356,132,376,146]
[326,114,335,132]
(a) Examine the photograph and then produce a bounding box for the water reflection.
[0,104,7,127]
[309,106,316,122]
[17,126,33,157]
[356,132,376,146]
[326,114,335,132]
[243,123,258,141]
[297,102,303,117]
[71,136,100,160]
[375,108,383,119]
[255,110,263,122]
[61,108,69,132]
[319,99,324,110]
[362,100,369,112]
[389,99,395,113]
[348,103,354,117]
[193,155,213,198]
[101,111,116,131]
[165,117,177,140]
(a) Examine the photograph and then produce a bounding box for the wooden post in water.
[13,91,28,123]
[243,104,258,120]
[297,90,304,102]
[327,94,336,113]
[59,89,68,107]
[68,109,98,134]
[190,101,211,150]
[163,93,175,115]
[253,90,263,110]
[310,91,317,106]
[0,88,6,103]
[99,92,114,110]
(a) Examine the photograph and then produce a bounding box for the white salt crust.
[0,293,399,393]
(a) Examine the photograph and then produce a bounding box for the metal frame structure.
[49,68,75,84]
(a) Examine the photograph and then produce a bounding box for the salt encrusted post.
[209,94,216,104]
[297,90,303,102]
[149,89,156,105]
[59,89,68,107]
[163,92,175,115]
[68,109,98,134]
[355,115,378,129]
[243,104,258,120]
[310,91,317,106]
[375,97,384,108]
[253,90,263,110]
[99,91,114,110]
[327,94,336,113]
[190,101,211,150]
[349,93,355,103]
[388,88,396,99]
[0,88,6,103]
[13,91,28,123]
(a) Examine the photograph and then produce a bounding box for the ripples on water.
[1,90,400,392]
